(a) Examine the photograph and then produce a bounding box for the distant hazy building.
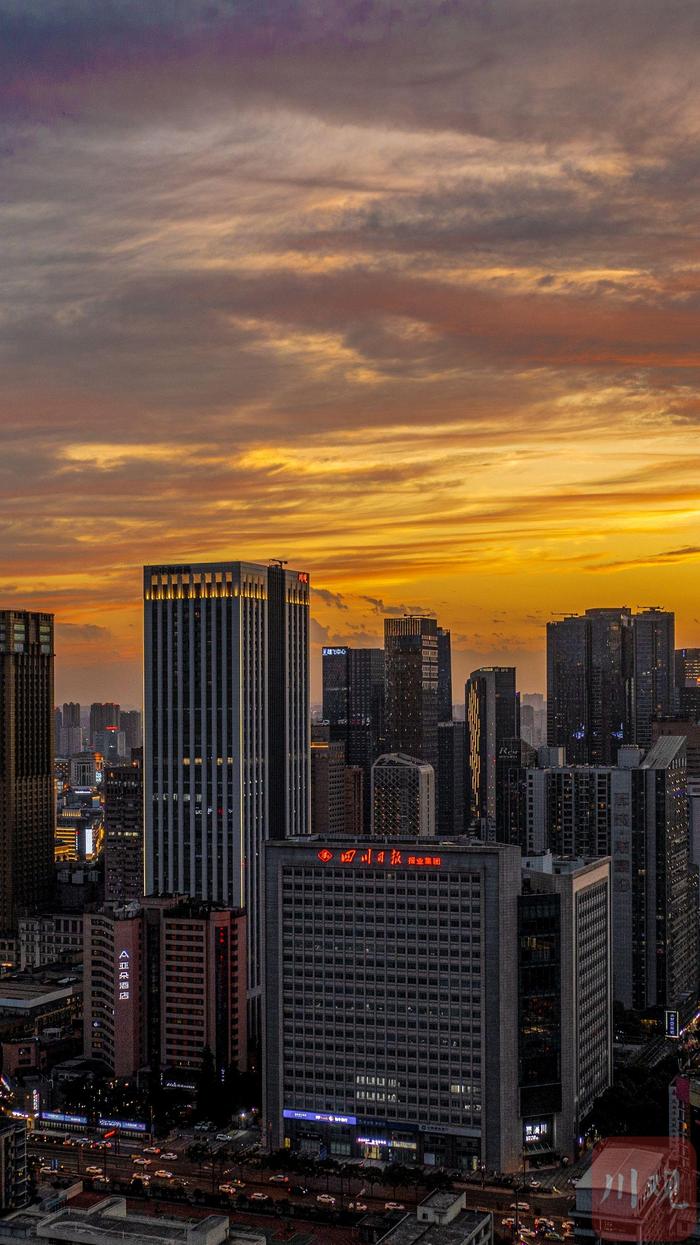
[120,709,142,753]
[384,616,438,770]
[58,725,83,756]
[372,753,435,837]
[520,693,546,749]
[104,756,143,904]
[61,702,80,729]
[465,667,519,839]
[94,727,127,764]
[89,702,120,744]
[633,608,675,748]
[0,611,55,932]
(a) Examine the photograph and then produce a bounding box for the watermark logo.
[591,1137,696,1242]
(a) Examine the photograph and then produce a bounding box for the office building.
[322,645,385,823]
[437,721,466,837]
[652,716,700,776]
[310,740,347,836]
[84,899,247,1080]
[385,616,439,770]
[527,738,698,1011]
[0,611,55,932]
[520,855,612,1160]
[144,560,310,1023]
[586,607,633,763]
[437,626,453,722]
[495,737,536,847]
[344,766,364,836]
[632,608,675,748]
[263,837,522,1170]
[104,756,143,904]
[371,753,435,837]
[675,648,700,720]
[546,615,592,765]
[89,701,120,744]
[547,608,637,765]
[0,1118,28,1212]
[465,667,519,839]
[120,708,142,753]
[69,751,102,787]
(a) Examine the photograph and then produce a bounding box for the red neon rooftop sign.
[316,848,441,867]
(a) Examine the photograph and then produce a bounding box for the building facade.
[437,627,453,723]
[0,611,55,932]
[465,667,519,839]
[89,702,120,745]
[675,648,700,720]
[263,838,522,1171]
[143,560,310,1022]
[371,753,435,838]
[104,756,144,904]
[0,1119,28,1212]
[384,617,439,771]
[83,903,145,1077]
[632,608,675,748]
[322,645,385,826]
[437,721,466,837]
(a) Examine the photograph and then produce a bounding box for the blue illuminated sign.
[283,1109,356,1125]
[322,648,347,657]
[98,1118,147,1132]
[665,1010,680,1039]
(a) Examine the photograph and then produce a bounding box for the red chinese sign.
[316,848,441,867]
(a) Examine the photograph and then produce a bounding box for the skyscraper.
[437,626,453,722]
[384,616,438,770]
[547,609,634,764]
[62,701,80,729]
[143,560,310,1022]
[632,608,675,748]
[371,753,435,837]
[437,720,466,837]
[120,708,143,753]
[675,648,700,721]
[465,666,519,839]
[322,644,384,824]
[0,611,55,932]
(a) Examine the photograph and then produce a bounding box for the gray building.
[377,1191,492,1245]
[143,560,310,1024]
[526,739,697,1011]
[371,753,435,838]
[263,837,523,1171]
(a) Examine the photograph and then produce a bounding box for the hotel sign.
[118,949,130,1001]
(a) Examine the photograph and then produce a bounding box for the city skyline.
[4,3,700,706]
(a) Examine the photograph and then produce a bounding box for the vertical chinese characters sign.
[118,949,130,1002]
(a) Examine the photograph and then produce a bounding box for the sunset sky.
[3,0,700,707]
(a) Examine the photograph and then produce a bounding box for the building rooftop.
[0,1197,230,1245]
[379,1208,491,1244]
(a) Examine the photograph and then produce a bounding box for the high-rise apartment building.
[526,738,698,1011]
[437,626,453,722]
[58,725,82,756]
[104,756,143,904]
[546,615,591,765]
[547,609,635,765]
[465,667,519,839]
[632,608,675,748]
[264,837,522,1170]
[84,898,247,1080]
[495,737,537,847]
[437,721,466,837]
[143,560,310,1022]
[62,702,80,729]
[384,617,438,770]
[0,611,55,932]
[675,648,700,720]
[371,753,435,837]
[90,702,120,744]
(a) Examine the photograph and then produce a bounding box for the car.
[535,1220,555,1232]
[39,1165,56,1175]
[93,1175,110,1185]
[216,1133,234,1142]
[561,1223,574,1232]
[528,1181,541,1189]
[317,1194,336,1205]
[62,1139,74,1147]
[131,1172,150,1182]
[154,1170,174,1179]
[384,1202,405,1211]
[160,1152,178,1161]
[269,1173,289,1183]
[85,1165,103,1175]
[220,1182,243,1194]
[519,1232,536,1240]
[544,1235,564,1242]
[250,1191,270,1202]
[502,1218,515,1227]
[144,1146,161,1155]
[349,1201,368,1211]
[510,1202,530,1212]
